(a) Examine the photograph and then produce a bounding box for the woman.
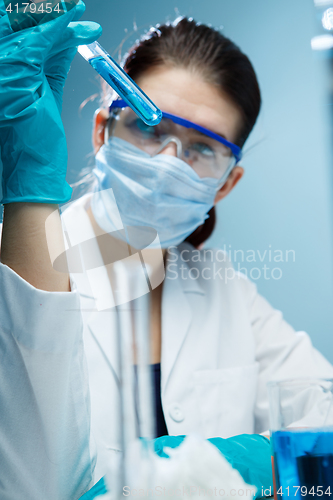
[1,3,332,499]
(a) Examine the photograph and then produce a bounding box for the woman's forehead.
[135,66,242,143]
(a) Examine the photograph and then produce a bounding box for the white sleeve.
[0,262,95,500]
[237,273,333,434]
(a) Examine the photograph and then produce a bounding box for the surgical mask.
[91,137,221,249]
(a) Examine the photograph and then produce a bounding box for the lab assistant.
[1,3,333,498]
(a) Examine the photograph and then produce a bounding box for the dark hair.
[122,17,261,247]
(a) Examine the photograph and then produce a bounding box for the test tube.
[78,42,162,126]
[110,260,155,496]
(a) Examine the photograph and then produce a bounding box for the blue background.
[62,0,333,361]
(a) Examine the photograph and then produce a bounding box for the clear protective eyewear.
[108,99,242,181]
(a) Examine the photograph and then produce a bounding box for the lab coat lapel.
[161,244,203,393]
[81,265,121,383]
[87,307,120,382]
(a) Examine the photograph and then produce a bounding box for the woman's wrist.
[1,203,70,292]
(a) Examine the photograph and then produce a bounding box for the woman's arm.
[1,203,70,292]
[0,4,102,498]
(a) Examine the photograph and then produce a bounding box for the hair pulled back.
[122,17,261,247]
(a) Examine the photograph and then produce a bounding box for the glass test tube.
[78,42,162,126]
[110,261,155,498]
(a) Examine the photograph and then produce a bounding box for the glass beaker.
[268,378,333,500]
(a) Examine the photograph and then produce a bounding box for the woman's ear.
[214,166,244,204]
[92,108,109,154]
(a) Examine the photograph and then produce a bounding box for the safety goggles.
[108,99,242,181]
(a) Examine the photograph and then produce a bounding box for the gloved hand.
[79,435,273,500]
[0,0,102,204]
[154,434,273,499]
[79,476,107,499]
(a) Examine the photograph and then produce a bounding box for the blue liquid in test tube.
[78,42,162,126]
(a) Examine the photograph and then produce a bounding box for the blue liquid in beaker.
[272,429,333,500]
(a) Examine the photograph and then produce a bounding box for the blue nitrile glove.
[79,477,108,499]
[81,435,273,500]
[154,434,273,499]
[0,0,102,204]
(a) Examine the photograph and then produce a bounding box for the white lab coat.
[1,193,333,499]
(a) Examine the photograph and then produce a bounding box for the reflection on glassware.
[314,0,333,6]
[322,8,333,29]
[108,261,155,499]
[311,34,333,49]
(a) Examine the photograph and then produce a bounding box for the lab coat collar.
[165,243,206,295]
[83,244,206,386]
[84,243,206,394]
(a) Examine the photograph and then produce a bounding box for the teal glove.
[79,477,108,499]
[154,434,273,499]
[80,435,272,500]
[0,0,102,204]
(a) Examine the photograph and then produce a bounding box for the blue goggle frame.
[109,99,242,164]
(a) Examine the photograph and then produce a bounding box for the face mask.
[91,137,222,249]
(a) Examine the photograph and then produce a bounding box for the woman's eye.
[191,142,215,157]
[128,119,156,137]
